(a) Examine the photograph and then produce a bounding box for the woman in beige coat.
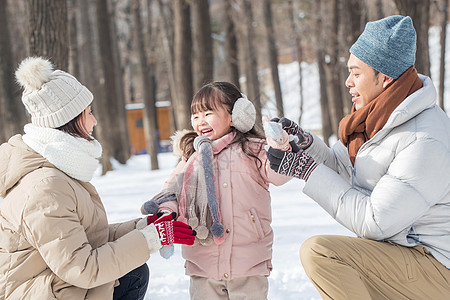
[0,57,195,300]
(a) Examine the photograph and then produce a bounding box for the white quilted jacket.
[303,75,450,268]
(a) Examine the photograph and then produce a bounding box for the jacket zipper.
[250,213,261,240]
[249,208,263,240]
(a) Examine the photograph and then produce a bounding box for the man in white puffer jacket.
[266,15,450,299]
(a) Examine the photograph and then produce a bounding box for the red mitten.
[154,213,196,246]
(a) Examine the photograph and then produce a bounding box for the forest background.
[0,0,449,174]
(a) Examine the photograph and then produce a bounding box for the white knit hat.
[15,57,93,128]
[231,94,256,133]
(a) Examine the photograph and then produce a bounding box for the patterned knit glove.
[154,213,196,246]
[136,212,176,259]
[265,146,318,181]
[139,212,196,254]
[271,117,313,149]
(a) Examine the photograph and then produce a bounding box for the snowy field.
[93,153,352,300]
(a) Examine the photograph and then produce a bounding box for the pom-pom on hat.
[231,93,256,133]
[15,57,93,128]
[350,15,416,79]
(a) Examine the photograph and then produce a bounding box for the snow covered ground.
[93,153,352,300]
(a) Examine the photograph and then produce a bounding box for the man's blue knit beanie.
[350,15,416,79]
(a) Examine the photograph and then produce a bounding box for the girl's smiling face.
[191,105,232,140]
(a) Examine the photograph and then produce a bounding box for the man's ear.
[382,76,394,88]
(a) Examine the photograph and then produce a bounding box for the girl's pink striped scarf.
[147,131,235,246]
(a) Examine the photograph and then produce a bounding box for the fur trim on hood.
[170,129,199,159]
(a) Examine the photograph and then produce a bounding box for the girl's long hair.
[181,81,264,168]
[56,109,93,141]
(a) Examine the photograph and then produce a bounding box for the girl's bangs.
[191,89,223,114]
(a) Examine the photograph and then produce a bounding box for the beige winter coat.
[0,135,150,300]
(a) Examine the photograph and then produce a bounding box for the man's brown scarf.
[338,67,422,166]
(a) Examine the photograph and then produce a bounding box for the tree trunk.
[287,0,304,124]
[394,0,431,76]
[80,0,112,174]
[222,0,240,89]
[318,51,332,146]
[7,0,28,63]
[236,0,262,127]
[438,0,448,110]
[27,0,68,70]
[261,0,284,117]
[191,0,213,91]
[96,0,129,164]
[146,0,159,132]
[120,0,134,107]
[132,0,159,170]
[339,0,362,115]
[0,0,27,143]
[156,0,177,130]
[315,0,332,145]
[109,0,130,163]
[375,0,384,19]
[173,0,193,130]
[323,0,343,136]
[360,0,368,32]
[68,0,79,77]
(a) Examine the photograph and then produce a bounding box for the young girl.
[142,82,290,299]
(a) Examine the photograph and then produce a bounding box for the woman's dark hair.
[56,109,93,141]
[183,81,265,168]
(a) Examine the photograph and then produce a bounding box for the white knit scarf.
[22,124,102,182]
